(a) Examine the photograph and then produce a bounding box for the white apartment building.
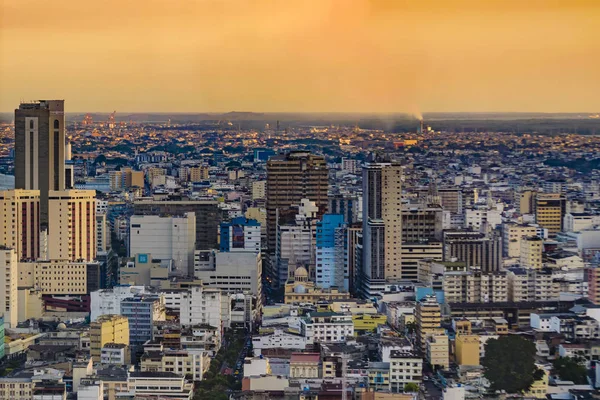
[389,351,423,393]
[90,286,149,321]
[130,213,196,276]
[564,213,600,233]
[194,251,262,297]
[341,158,359,174]
[465,207,502,233]
[299,312,354,343]
[251,328,307,355]
[127,371,194,399]
[180,287,222,332]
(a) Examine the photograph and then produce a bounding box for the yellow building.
[416,296,444,352]
[18,260,95,295]
[189,166,209,182]
[535,193,565,235]
[426,334,449,369]
[284,267,350,304]
[454,319,472,335]
[47,189,96,261]
[353,314,388,334]
[90,315,130,362]
[520,236,543,269]
[0,189,40,261]
[523,367,549,399]
[329,300,378,314]
[455,335,480,366]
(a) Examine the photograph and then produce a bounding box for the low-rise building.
[389,351,423,393]
[289,352,321,379]
[300,312,354,343]
[127,371,194,400]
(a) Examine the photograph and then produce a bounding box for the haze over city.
[1,0,599,113]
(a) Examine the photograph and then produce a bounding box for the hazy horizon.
[2,0,599,113]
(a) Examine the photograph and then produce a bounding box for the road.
[422,379,443,400]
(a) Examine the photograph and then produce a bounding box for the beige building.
[455,334,480,366]
[508,268,559,302]
[443,270,508,303]
[284,267,350,304]
[289,352,320,378]
[535,193,566,235]
[426,334,449,369]
[48,189,97,261]
[141,349,210,381]
[503,223,537,258]
[520,236,543,269]
[517,190,536,214]
[416,296,444,352]
[189,165,209,182]
[400,241,443,282]
[17,288,43,322]
[18,260,97,295]
[0,248,18,328]
[109,168,144,191]
[90,315,130,362]
[0,190,40,261]
[252,181,266,200]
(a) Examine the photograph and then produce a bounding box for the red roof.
[290,352,321,363]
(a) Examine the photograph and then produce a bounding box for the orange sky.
[1,0,599,113]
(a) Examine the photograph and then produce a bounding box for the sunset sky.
[1,0,599,113]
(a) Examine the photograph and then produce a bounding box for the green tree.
[404,383,420,392]
[552,357,587,384]
[482,335,544,393]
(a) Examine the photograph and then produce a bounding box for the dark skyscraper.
[14,100,66,227]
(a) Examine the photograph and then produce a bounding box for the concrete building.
[189,165,209,182]
[129,213,196,276]
[219,217,260,253]
[284,267,350,304]
[416,296,444,352]
[289,352,321,379]
[564,213,600,233]
[443,270,509,303]
[18,259,101,295]
[96,213,109,253]
[361,161,403,297]
[502,223,537,258]
[520,236,543,269]
[341,157,359,174]
[90,315,130,362]
[0,248,18,328]
[587,265,600,305]
[402,204,444,242]
[194,251,262,297]
[507,268,559,302]
[328,192,362,225]
[134,198,220,250]
[90,286,149,322]
[455,334,480,366]
[389,351,423,393]
[443,231,501,272]
[251,328,307,355]
[266,151,328,255]
[300,311,354,343]
[252,180,266,200]
[109,168,144,191]
[127,371,193,400]
[180,287,222,332]
[14,100,66,228]
[141,350,209,381]
[401,241,444,282]
[47,189,97,262]
[275,199,318,287]
[119,254,169,288]
[0,190,40,261]
[316,214,347,290]
[535,193,566,235]
[100,343,130,366]
[426,334,449,369]
[121,295,167,345]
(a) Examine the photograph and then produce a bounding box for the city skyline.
[1,0,599,113]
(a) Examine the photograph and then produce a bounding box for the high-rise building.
[14,100,66,227]
[361,161,402,297]
[443,231,502,272]
[0,190,40,261]
[535,193,566,235]
[90,315,130,362]
[121,295,166,345]
[587,265,600,305]
[402,204,443,242]
[266,151,328,254]
[220,217,261,253]
[47,190,97,262]
[315,214,347,290]
[502,223,537,258]
[328,193,362,224]
[0,248,18,328]
[134,198,220,250]
[130,213,196,276]
[346,224,362,294]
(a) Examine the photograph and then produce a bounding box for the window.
[30,120,34,129]
[54,119,59,129]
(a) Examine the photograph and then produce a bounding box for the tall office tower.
[14,100,66,227]
[266,151,328,254]
[47,190,97,262]
[361,161,403,297]
[0,190,40,261]
[535,193,566,235]
[315,214,347,290]
[134,197,220,250]
[346,224,362,294]
[0,248,18,328]
[443,231,502,272]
